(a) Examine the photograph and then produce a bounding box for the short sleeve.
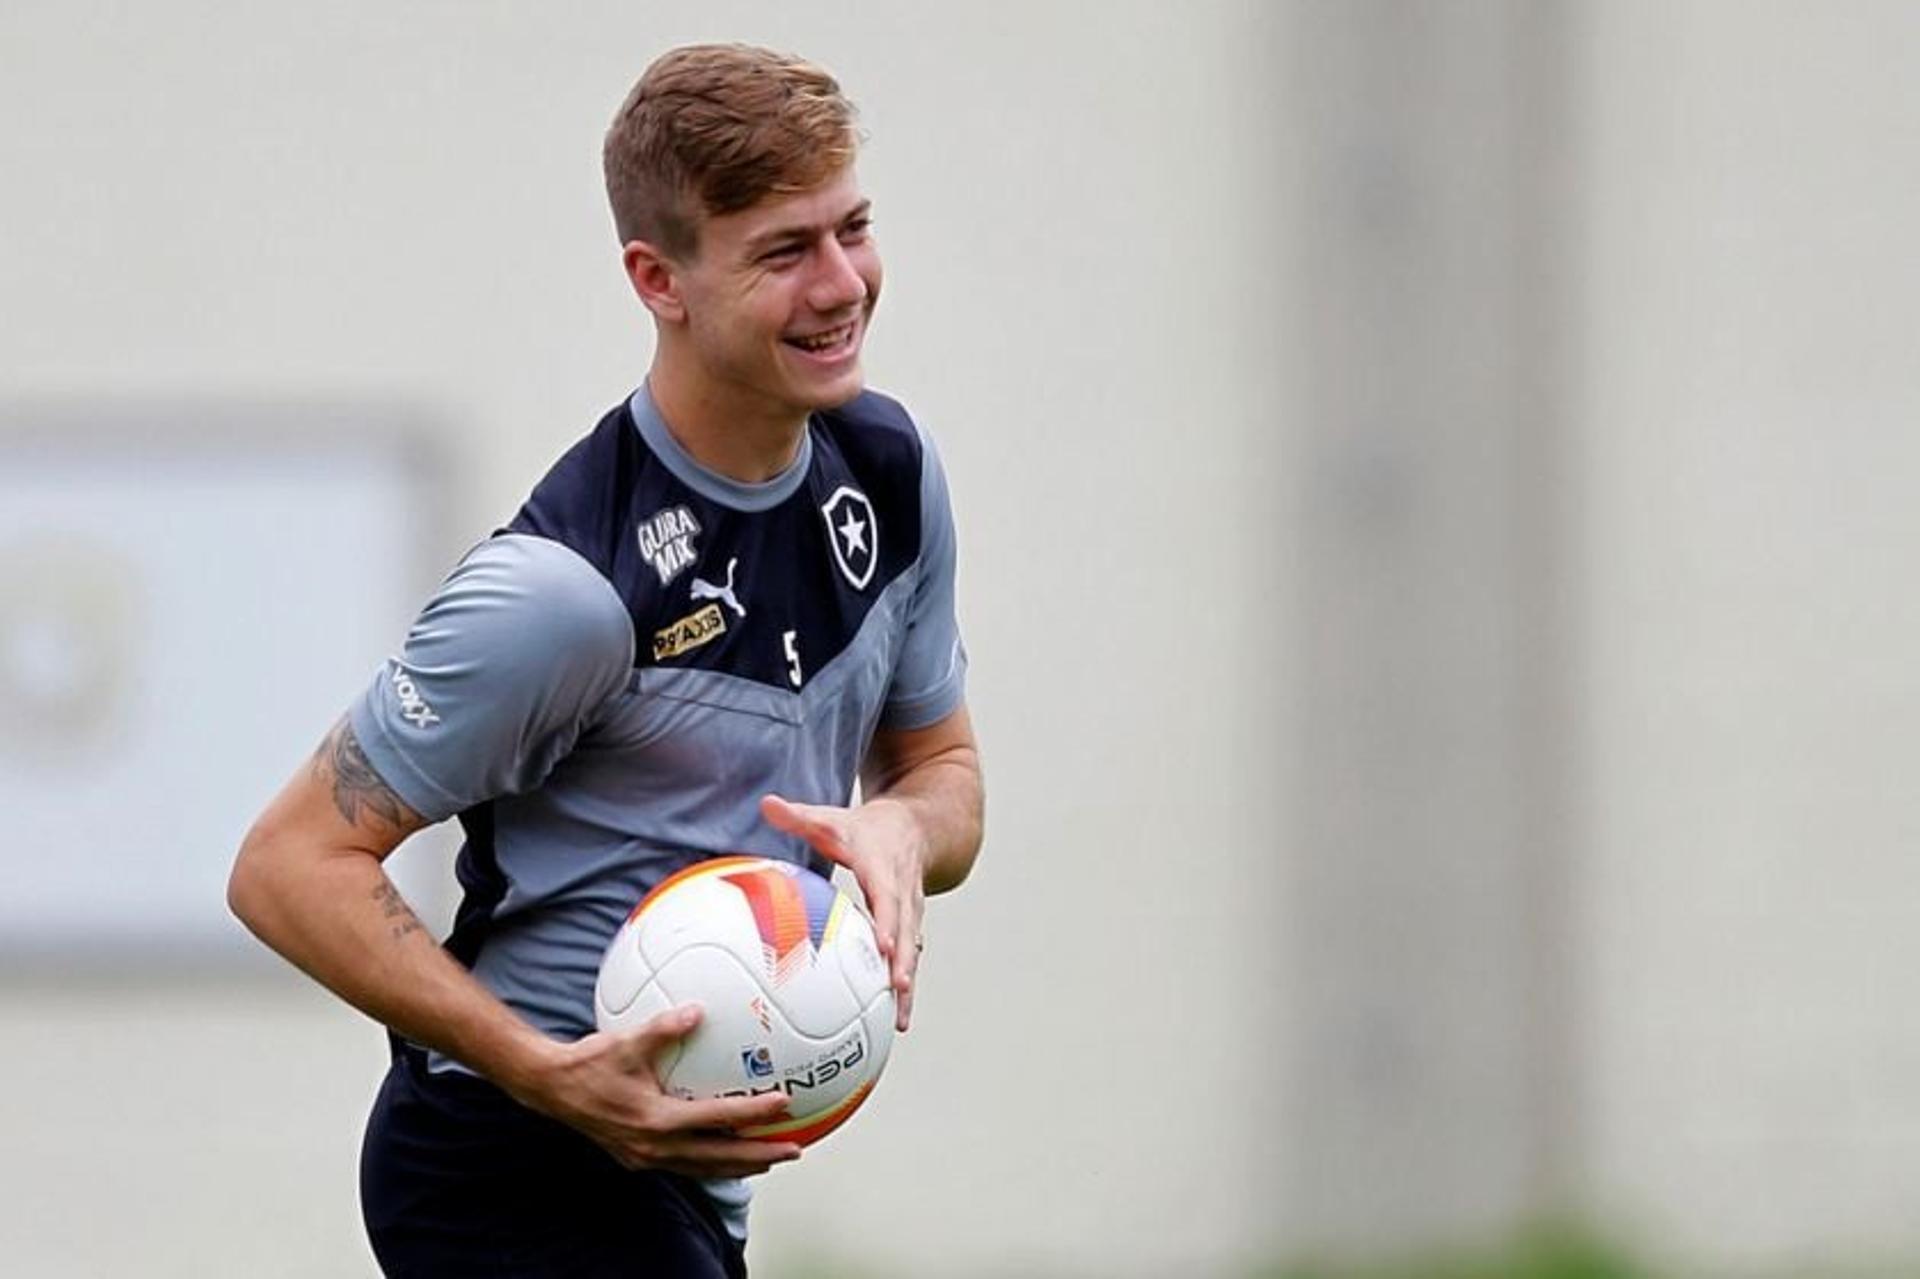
[347,534,636,822]
[880,422,969,730]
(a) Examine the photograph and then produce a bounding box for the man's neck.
[646,358,808,484]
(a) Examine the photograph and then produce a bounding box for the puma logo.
[689,556,746,619]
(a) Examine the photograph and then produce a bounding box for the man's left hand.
[759,793,926,1032]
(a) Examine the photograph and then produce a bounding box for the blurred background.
[3,1,1918,1275]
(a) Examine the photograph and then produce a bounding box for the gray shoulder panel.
[349,534,635,822]
[880,419,968,730]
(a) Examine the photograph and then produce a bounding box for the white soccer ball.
[594,855,895,1146]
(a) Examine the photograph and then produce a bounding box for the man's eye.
[761,244,804,264]
[840,218,873,240]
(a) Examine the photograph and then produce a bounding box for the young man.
[228,44,983,1278]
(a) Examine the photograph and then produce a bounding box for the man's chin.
[797,366,866,411]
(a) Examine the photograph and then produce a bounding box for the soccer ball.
[594,855,895,1146]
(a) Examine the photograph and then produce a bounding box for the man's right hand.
[510,1003,803,1179]
[232,720,799,1180]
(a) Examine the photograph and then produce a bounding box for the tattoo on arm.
[314,719,421,832]
[373,880,425,941]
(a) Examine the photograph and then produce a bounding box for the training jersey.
[347,383,966,1231]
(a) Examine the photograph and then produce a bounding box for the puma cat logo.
[690,556,746,619]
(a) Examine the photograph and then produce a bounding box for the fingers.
[896,975,916,1032]
[638,1134,803,1179]
[865,866,901,963]
[611,1086,802,1177]
[637,1093,801,1176]
[892,898,922,1033]
[609,1104,802,1177]
[872,861,922,1032]
[677,1089,794,1134]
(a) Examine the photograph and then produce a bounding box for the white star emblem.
[837,509,868,556]
[820,485,877,589]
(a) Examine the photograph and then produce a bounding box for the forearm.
[231,827,798,1174]
[229,834,558,1097]
[865,742,983,895]
[229,719,560,1101]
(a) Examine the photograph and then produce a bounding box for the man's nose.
[809,238,867,312]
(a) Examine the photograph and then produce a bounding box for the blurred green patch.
[1261,1221,1650,1279]
[770,1221,1655,1279]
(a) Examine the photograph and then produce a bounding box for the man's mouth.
[784,320,859,356]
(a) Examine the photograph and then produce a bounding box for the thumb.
[623,1002,703,1062]
[760,794,852,863]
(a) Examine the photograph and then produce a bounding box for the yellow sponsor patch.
[652,602,727,661]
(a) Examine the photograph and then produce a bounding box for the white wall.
[0,3,1288,1276]
[1574,2,1920,1267]
[1272,1,1567,1250]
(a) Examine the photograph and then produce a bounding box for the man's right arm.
[228,715,800,1178]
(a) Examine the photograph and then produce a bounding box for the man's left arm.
[759,703,983,1031]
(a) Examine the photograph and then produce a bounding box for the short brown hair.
[604,44,860,259]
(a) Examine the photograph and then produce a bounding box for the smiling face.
[660,167,882,423]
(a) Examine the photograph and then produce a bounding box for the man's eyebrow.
[743,200,873,255]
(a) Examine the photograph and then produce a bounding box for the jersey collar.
[628,383,813,513]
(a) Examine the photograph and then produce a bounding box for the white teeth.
[791,323,853,352]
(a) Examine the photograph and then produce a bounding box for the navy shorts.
[360,1044,747,1278]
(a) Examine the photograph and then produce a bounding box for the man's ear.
[623,240,686,323]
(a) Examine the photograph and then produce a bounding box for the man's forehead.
[721,171,868,245]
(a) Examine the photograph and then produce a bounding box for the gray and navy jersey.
[349,384,966,1053]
